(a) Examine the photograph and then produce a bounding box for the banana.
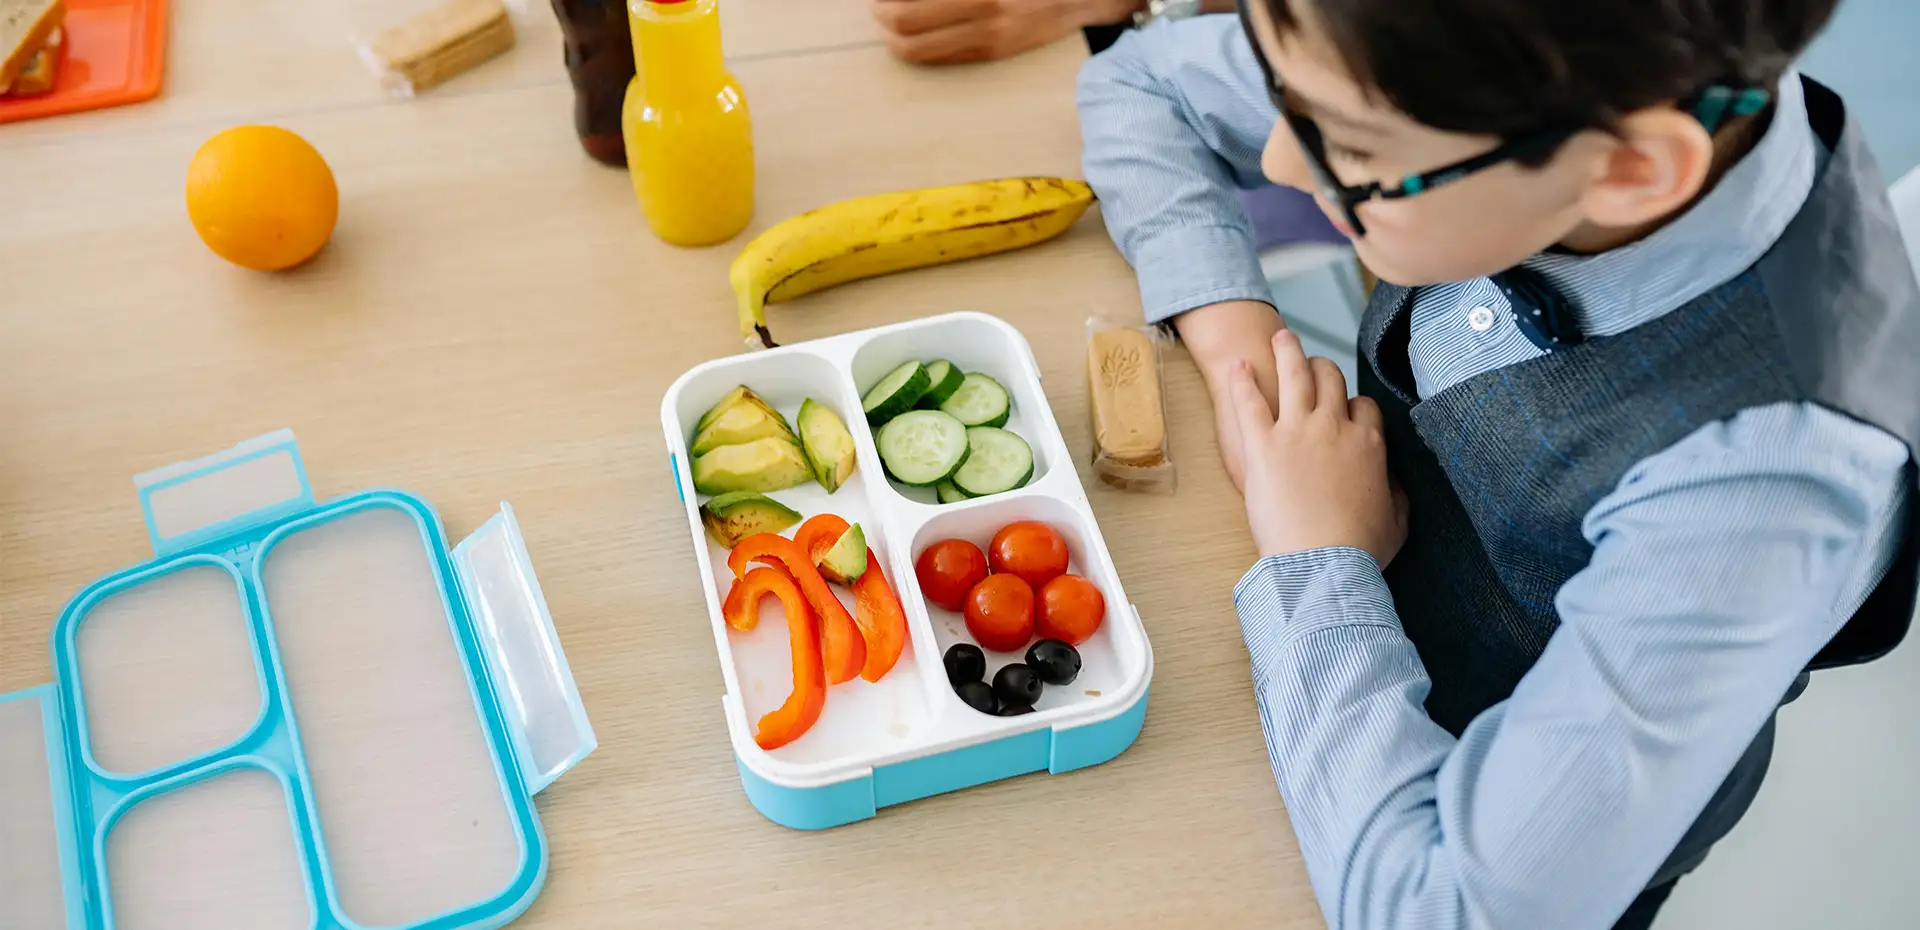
[730,177,1095,348]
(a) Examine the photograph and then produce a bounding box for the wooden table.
[0,2,1322,927]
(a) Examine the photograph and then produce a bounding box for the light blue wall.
[1802,0,1920,178]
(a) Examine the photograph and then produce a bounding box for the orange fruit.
[186,126,338,271]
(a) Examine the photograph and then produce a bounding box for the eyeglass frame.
[1234,1,1771,237]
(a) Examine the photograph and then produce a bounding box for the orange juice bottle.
[621,0,755,246]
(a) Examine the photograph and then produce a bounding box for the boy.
[1078,2,1920,928]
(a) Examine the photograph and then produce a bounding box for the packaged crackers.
[1087,319,1176,494]
[356,0,518,98]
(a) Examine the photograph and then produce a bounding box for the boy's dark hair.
[1263,0,1839,143]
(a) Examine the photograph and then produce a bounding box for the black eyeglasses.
[1235,3,1769,237]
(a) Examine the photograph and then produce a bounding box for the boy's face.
[1244,2,1715,286]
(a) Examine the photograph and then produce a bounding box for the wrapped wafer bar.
[364,0,515,97]
[1087,320,1176,493]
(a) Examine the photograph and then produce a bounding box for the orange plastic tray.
[0,0,168,125]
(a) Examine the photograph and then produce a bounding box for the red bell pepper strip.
[721,572,761,632]
[729,533,865,685]
[851,557,909,682]
[728,567,826,751]
[794,513,851,565]
[793,514,908,682]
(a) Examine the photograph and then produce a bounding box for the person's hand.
[1226,329,1406,567]
[873,0,1141,65]
[1173,300,1284,492]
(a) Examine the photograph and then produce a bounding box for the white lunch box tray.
[662,312,1153,830]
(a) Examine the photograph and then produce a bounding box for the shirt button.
[1467,306,1495,332]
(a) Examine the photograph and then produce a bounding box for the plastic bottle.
[621,0,755,246]
[551,0,636,166]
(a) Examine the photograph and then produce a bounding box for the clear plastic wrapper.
[1086,317,1176,494]
[337,0,527,98]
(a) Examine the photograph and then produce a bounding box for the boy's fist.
[1227,330,1406,568]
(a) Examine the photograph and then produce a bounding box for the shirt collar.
[1523,71,1818,336]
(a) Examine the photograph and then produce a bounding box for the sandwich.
[0,0,64,91]
[5,24,62,96]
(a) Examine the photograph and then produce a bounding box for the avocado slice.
[698,492,802,548]
[817,523,868,585]
[691,437,813,496]
[693,386,788,436]
[796,398,858,494]
[690,399,799,457]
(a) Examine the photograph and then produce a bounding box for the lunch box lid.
[0,430,595,930]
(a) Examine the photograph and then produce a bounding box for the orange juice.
[621,0,755,247]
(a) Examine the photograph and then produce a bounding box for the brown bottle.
[552,0,636,166]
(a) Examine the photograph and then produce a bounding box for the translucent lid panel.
[106,768,312,930]
[76,565,263,775]
[142,447,306,545]
[0,694,69,930]
[453,505,595,793]
[263,505,520,928]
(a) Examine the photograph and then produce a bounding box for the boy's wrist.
[1173,300,1283,381]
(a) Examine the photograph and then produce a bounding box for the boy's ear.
[1577,108,1717,228]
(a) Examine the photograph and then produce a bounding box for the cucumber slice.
[951,427,1033,497]
[877,411,970,486]
[915,360,966,409]
[862,361,931,426]
[935,481,971,505]
[939,373,1011,428]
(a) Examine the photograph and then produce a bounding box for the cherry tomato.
[915,539,989,612]
[964,574,1035,653]
[1035,574,1105,646]
[988,521,1070,588]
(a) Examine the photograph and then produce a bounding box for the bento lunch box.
[662,312,1154,831]
[0,430,596,930]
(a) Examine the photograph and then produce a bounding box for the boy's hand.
[1227,330,1406,567]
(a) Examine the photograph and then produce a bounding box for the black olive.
[992,664,1044,707]
[1025,639,1082,686]
[955,680,998,715]
[997,700,1035,716]
[944,643,987,687]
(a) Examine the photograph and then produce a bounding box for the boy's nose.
[1261,122,1315,192]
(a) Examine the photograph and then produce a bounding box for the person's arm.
[1077,17,1290,488]
[872,0,1246,64]
[874,0,1141,64]
[1229,367,1909,928]
[1085,0,1245,54]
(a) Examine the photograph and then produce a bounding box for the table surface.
[0,2,1323,927]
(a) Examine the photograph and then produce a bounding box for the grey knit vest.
[1355,78,1920,879]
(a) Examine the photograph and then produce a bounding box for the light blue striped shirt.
[1080,16,1911,930]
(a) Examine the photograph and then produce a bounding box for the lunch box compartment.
[681,358,941,768]
[846,314,1064,505]
[72,562,265,779]
[903,492,1145,724]
[260,503,524,929]
[102,766,313,930]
